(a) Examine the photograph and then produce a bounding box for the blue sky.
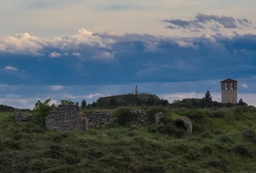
[0,0,256,108]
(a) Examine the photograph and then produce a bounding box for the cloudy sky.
[0,0,256,108]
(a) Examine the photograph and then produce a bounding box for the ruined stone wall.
[130,110,149,124]
[87,112,117,127]
[46,105,86,132]
[15,109,33,123]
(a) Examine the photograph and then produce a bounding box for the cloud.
[0,28,115,58]
[0,33,43,55]
[50,85,64,91]
[86,93,105,99]
[49,51,61,58]
[92,51,114,60]
[195,13,238,28]
[4,66,18,71]
[0,28,256,87]
[242,83,248,88]
[164,13,253,32]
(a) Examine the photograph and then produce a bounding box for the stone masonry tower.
[221,78,238,104]
[135,85,138,95]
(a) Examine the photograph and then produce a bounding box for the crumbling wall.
[46,105,87,132]
[130,110,149,124]
[15,109,33,123]
[87,112,117,127]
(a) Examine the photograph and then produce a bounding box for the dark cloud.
[0,29,256,86]
[195,13,237,28]
[164,13,253,32]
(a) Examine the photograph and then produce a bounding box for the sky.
[0,0,256,109]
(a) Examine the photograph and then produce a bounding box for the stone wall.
[130,110,149,124]
[87,112,117,127]
[15,109,33,123]
[46,105,87,132]
[46,105,120,131]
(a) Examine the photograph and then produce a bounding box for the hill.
[0,105,256,172]
[90,93,169,108]
[0,104,15,112]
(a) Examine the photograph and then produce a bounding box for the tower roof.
[221,78,238,83]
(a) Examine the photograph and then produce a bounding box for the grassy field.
[0,106,256,173]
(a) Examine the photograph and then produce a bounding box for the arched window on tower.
[231,83,234,90]
[225,83,228,90]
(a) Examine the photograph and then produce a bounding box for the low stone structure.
[46,105,87,132]
[15,109,33,123]
[87,112,117,127]
[130,110,149,124]
[155,112,163,125]
[174,117,193,134]
[46,105,119,131]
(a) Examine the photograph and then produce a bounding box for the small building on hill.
[221,78,238,104]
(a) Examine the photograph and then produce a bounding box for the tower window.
[225,83,228,90]
[231,83,234,90]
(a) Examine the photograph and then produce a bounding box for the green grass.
[0,106,256,173]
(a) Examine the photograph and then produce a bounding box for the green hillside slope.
[0,106,256,173]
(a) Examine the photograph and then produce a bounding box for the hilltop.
[89,93,169,108]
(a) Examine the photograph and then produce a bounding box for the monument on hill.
[135,85,138,95]
[221,78,238,104]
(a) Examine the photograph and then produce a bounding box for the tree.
[161,99,169,106]
[91,101,97,107]
[238,98,247,106]
[81,99,87,109]
[205,90,212,102]
[33,99,56,127]
[109,97,116,106]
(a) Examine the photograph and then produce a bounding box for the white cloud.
[49,51,61,58]
[4,66,18,71]
[242,83,248,88]
[0,33,43,55]
[50,85,64,91]
[72,52,81,57]
[86,93,105,99]
[176,40,198,48]
[0,28,116,58]
[92,51,114,60]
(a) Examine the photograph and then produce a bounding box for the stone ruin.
[129,110,149,124]
[46,104,87,132]
[45,105,118,132]
[45,105,193,134]
[87,112,118,127]
[15,109,33,123]
[174,117,193,134]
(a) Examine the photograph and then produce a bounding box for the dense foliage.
[33,99,56,127]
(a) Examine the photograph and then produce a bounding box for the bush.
[233,144,251,157]
[33,99,55,127]
[113,108,132,126]
[146,108,166,124]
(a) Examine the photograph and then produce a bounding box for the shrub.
[113,108,132,126]
[33,99,55,127]
[233,144,251,157]
[146,108,166,124]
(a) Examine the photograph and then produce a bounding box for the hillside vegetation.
[88,93,169,108]
[1,105,256,173]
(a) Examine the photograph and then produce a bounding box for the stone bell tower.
[221,78,238,104]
